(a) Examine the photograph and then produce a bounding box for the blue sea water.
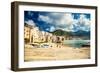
[63,40,90,48]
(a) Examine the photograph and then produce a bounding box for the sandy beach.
[24,43,90,62]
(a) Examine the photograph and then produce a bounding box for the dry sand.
[24,43,90,62]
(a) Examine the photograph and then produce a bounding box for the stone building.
[24,23,65,44]
[24,23,32,43]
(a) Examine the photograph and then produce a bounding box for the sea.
[63,40,90,48]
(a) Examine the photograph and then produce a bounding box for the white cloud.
[79,14,90,26]
[38,15,53,24]
[77,14,90,31]
[50,26,55,32]
[38,13,90,32]
[49,13,77,31]
[45,28,49,31]
[62,14,73,25]
[25,20,36,26]
[47,13,74,26]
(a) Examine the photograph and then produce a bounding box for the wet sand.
[24,43,90,61]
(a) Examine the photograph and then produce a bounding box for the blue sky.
[24,11,91,32]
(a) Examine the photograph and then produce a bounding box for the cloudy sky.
[24,11,91,32]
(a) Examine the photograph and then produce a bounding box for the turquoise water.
[63,40,90,48]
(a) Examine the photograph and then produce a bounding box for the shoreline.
[24,43,90,62]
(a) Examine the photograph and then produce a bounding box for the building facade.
[24,23,65,44]
[24,24,31,43]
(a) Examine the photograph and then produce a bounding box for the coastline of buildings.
[24,22,90,44]
[24,22,90,49]
[24,23,65,44]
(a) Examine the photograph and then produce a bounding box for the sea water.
[63,40,90,48]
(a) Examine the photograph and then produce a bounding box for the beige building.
[24,24,32,43]
[31,27,42,43]
[24,23,65,44]
[24,23,42,44]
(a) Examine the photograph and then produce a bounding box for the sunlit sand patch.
[24,44,90,62]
